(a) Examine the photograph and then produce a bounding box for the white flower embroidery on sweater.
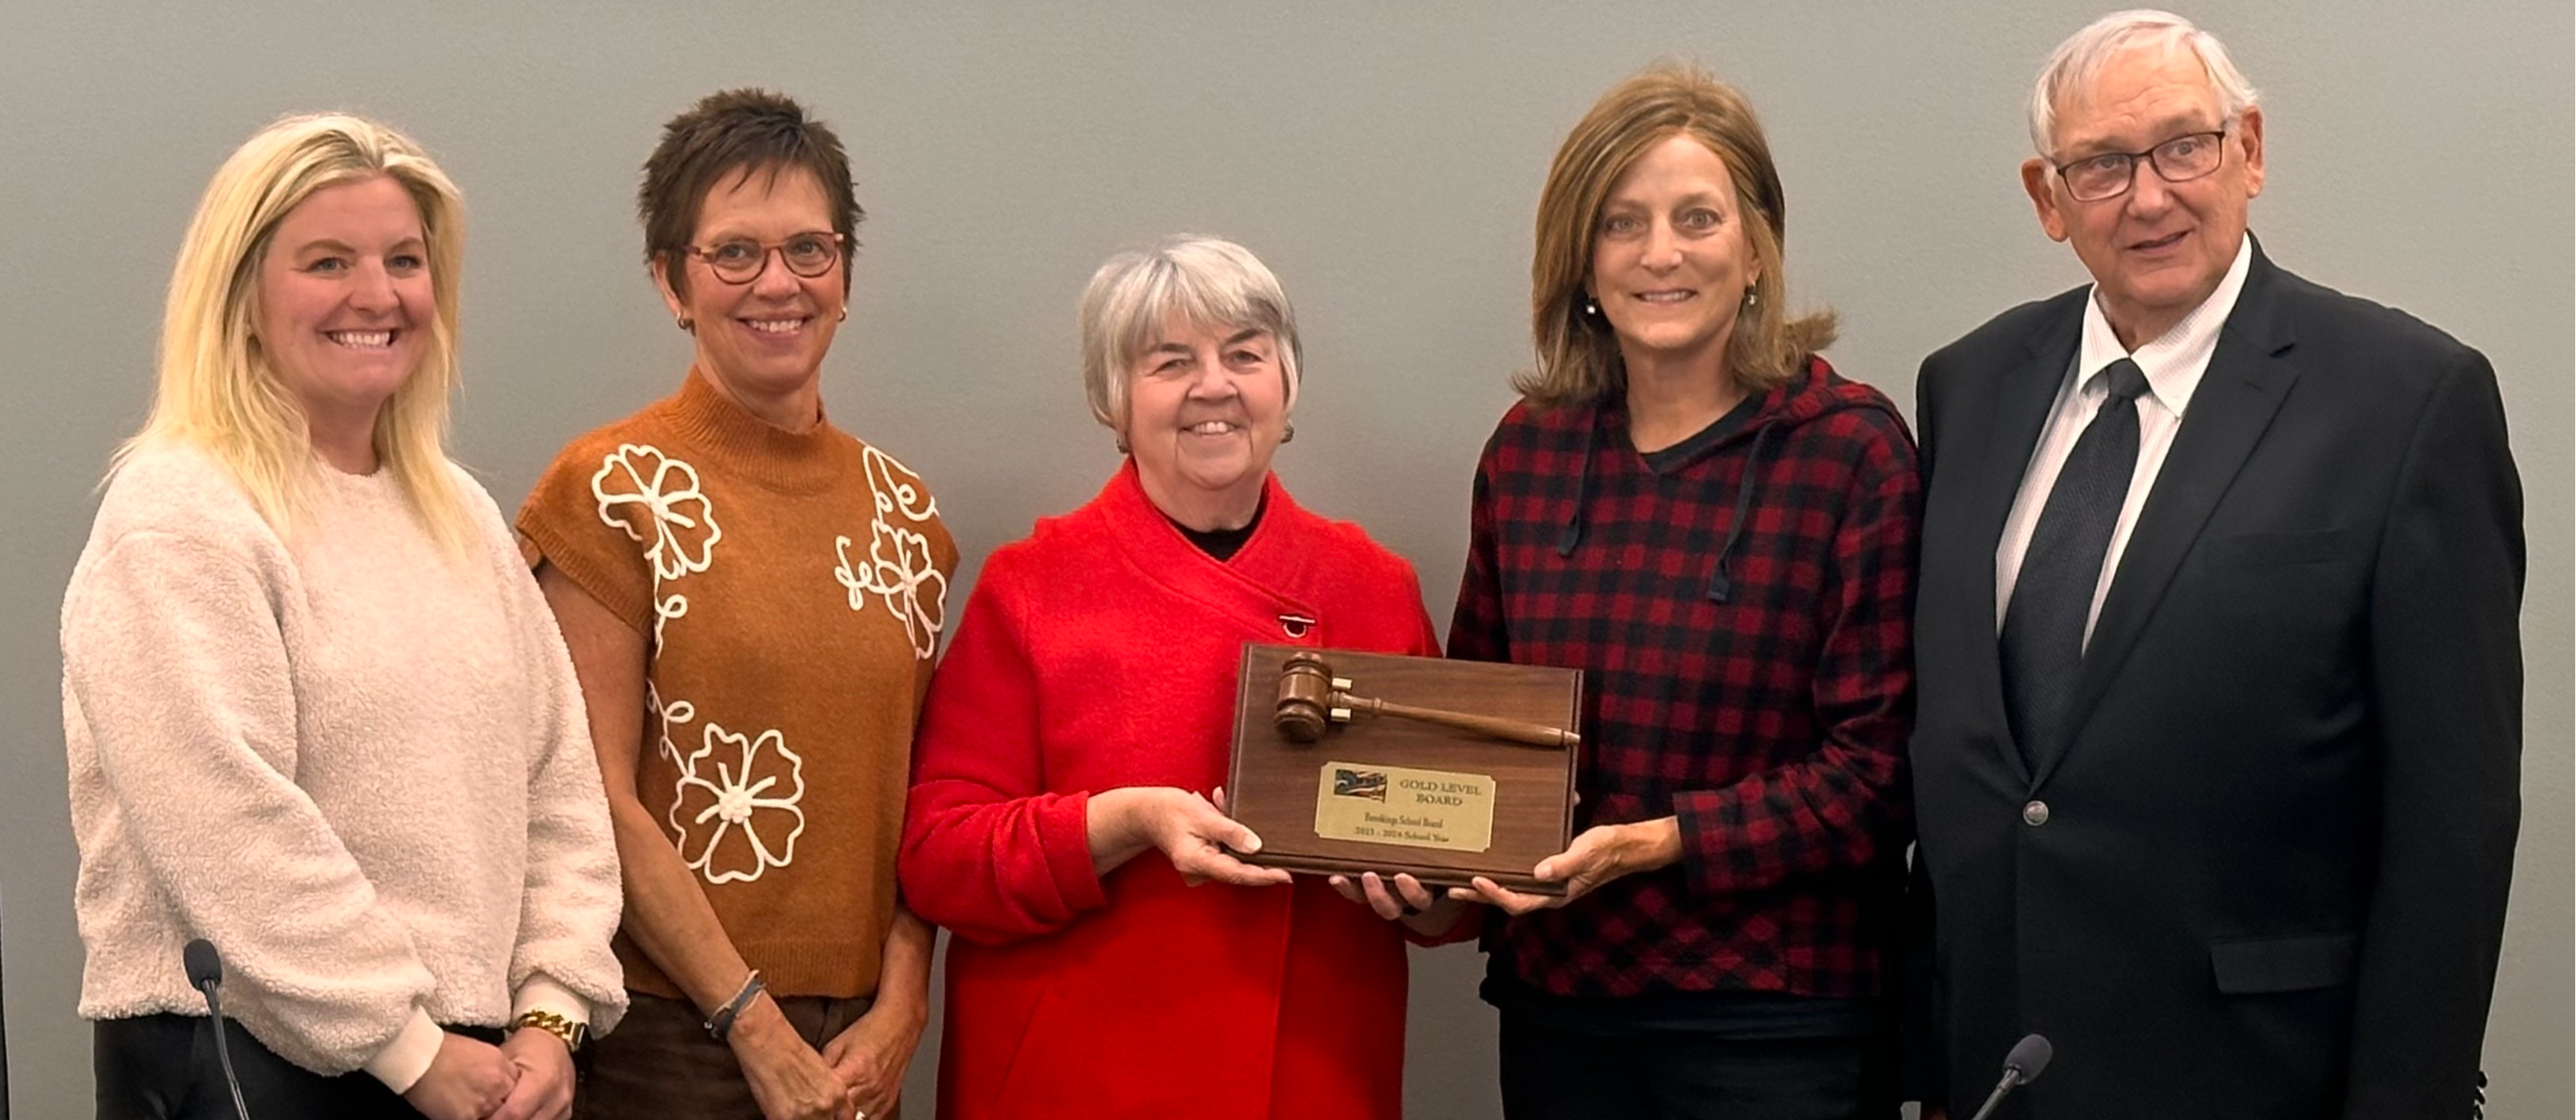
[832,446,949,659]
[591,445,721,580]
[590,442,810,886]
[833,527,948,659]
[668,722,808,883]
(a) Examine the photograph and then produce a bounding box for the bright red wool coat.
[901,465,1441,1120]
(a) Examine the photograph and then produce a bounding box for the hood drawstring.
[1555,406,1601,558]
[1706,424,1773,604]
[1554,400,1776,594]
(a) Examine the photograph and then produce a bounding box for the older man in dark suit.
[1905,10,2523,1120]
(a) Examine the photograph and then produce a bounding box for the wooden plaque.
[1225,644,1582,896]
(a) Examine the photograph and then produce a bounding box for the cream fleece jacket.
[61,442,627,1090]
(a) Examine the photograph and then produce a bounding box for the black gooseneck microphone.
[184,938,255,1120]
[1963,1033,2053,1120]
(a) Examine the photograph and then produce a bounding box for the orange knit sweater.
[517,369,956,999]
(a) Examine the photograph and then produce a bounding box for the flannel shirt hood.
[1554,360,1911,605]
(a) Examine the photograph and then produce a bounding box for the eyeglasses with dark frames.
[2050,125,2234,203]
[683,231,846,284]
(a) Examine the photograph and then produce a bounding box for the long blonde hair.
[117,112,473,554]
[1519,62,1836,409]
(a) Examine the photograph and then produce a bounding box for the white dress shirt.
[1995,236,2254,645]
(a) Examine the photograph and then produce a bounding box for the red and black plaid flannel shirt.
[1450,356,1920,999]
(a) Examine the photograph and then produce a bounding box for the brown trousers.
[577,991,890,1120]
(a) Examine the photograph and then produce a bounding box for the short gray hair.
[2029,9,2259,158]
[1077,235,1304,432]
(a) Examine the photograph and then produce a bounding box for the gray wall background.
[3,2,2566,1116]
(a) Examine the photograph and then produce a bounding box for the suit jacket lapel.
[2036,245,2301,781]
[1971,297,2084,784]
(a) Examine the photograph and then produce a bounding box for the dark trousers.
[576,990,884,1120]
[1499,1014,1898,1120]
[95,1015,499,1120]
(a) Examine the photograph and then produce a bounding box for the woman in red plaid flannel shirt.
[1441,64,1921,1120]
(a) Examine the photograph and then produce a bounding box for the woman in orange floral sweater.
[518,89,953,1120]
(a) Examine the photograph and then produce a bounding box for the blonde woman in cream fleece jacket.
[60,114,623,1120]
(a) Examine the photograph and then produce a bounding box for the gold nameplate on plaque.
[1226,644,1582,895]
[1312,762,1495,853]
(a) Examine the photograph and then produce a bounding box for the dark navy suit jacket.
[1905,237,2522,1120]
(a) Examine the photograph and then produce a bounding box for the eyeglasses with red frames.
[683,231,846,284]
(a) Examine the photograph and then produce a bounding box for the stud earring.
[1743,288,1759,309]
[675,315,694,332]
[1582,297,1600,317]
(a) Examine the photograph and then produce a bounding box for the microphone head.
[2003,1033,2054,1085]
[183,938,223,989]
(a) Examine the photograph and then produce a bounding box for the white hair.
[1077,235,1304,432]
[2028,10,2259,157]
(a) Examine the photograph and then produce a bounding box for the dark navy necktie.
[2001,358,2150,770]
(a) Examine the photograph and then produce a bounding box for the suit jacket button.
[2023,800,2050,826]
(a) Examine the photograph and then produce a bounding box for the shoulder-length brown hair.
[1519,62,1836,409]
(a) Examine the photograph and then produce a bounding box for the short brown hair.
[639,88,862,301]
[1519,62,1835,409]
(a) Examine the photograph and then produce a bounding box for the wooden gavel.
[1272,650,1579,749]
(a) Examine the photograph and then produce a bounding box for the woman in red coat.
[899,236,1449,1120]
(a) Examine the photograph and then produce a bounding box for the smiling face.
[1122,312,1288,530]
[1586,132,1762,382]
[253,174,433,453]
[2023,43,2265,347]
[656,164,846,414]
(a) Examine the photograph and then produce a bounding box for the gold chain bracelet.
[510,1008,590,1053]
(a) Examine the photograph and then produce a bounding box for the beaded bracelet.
[704,969,765,1042]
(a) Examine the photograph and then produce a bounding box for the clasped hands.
[401,1028,575,1120]
[735,990,920,1120]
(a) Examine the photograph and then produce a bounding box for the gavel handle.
[1339,695,1579,749]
